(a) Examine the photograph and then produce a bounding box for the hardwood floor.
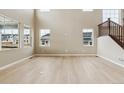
[0,56,124,84]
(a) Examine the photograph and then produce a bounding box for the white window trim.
[119,10,122,24]
[23,25,32,48]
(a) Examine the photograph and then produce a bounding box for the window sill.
[0,47,32,52]
[40,45,50,48]
[0,48,18,52]
[83,45,94,47]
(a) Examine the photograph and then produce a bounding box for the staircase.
[98,18,124,49]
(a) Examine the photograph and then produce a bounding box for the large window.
[83,29,93,46]
[0,16,19,49]
[103,9,120,23]
[40,29,50,47]
[24,25,31,47]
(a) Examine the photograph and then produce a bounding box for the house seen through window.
[40,29,50,47]
[0,16,19,49]
[83,29,93,46]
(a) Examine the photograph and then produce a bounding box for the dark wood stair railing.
[98,18,124,49]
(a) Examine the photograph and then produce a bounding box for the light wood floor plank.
[0,56,124,84]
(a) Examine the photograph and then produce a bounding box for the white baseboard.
[34,54,96,57]
[97,55,124,68]
[0,55,33,71]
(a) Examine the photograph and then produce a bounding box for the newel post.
[108,18,111,35]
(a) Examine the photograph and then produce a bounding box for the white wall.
[35,9,102,54]
[0,9,34,67]
[0,9,33,25]
[97,36,124,66]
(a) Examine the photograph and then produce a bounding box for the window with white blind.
[103,9,120,23]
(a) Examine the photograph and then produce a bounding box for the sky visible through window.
[1,29,18,34]
[24,29,30,35]
[40,29,50,37]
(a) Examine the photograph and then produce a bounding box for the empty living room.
[1,0,124,92]
[0,9,124,84]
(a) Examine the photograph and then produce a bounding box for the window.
[103,9,120,23]
[40,29,50,47]
[1,16,19,48]
[83,29,93,46]
[24,25,31,47]
[82,9,93,11]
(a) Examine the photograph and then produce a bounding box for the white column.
[18,17,24,48]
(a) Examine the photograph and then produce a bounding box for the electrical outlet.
[119,58,124,62]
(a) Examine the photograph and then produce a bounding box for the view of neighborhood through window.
[24,25,31,47]
[103,9,120,23]
[40,29,50,47]
[0,15,19,49]
[83,29,93,46]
